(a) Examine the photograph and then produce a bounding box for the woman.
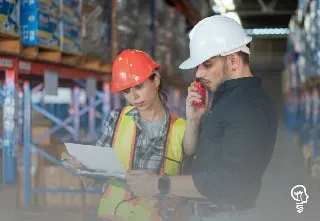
[61,49,187,221]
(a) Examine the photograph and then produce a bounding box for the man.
[126,15,278,221]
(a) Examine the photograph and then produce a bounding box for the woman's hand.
[61,152,83,169]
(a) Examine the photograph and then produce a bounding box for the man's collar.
[216,77,261,91]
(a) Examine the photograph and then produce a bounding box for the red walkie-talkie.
[193,78,206,108]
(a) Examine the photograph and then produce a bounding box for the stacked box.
[60,19,81,54]
[60,0,82,25]
[20,10,60,50]
[59,0,82,54]
[20,0,60,18]
[0,0,19,37]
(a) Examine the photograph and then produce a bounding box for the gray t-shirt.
[140,117,166,142]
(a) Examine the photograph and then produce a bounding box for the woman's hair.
[149,72,167,103]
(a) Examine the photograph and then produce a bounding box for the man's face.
[195,56,228,92]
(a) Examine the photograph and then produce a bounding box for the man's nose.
[195,66,205,79]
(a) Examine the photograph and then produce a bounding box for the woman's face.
[123,75,160,111]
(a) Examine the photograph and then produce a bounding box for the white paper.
[64,143,126,177]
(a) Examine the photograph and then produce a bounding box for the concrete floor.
[1,121,319,221]
[256,122,320,221]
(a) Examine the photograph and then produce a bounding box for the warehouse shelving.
[283,0,320,183]
[0,0,193,208]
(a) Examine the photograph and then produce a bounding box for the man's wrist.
[157,175,171,197]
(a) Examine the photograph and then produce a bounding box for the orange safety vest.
[97,106,186,221]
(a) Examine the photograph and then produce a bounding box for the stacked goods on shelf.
[134,0,151,53]
[284,0,320,185]
[154,0,174,76]
[117,0,140,53]
[171,13,188,77]
[20,0,61,50]
[0,0,19,37]
[60,0,82,55]
[60,19,82,55]
[19,0,82,55]
[82,0,110,64]
[193,0,210,19]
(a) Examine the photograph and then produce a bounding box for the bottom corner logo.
[290,185,309,214]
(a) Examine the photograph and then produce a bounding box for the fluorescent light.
[244,28,290,35]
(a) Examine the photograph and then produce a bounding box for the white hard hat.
[179,15,252,70]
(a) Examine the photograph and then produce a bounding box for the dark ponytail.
[149,73,167,103]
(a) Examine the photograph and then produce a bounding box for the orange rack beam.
[0,55,111,81]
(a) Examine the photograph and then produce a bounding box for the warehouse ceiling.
[164,0,298,30]
[234,0,298,28]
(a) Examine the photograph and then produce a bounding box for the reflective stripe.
[98,106,185,221]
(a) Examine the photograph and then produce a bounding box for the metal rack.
[283,0,320,172]
[0,0,191,208]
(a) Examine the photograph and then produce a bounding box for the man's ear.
[227,53,241,71]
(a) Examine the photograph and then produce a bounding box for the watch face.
[158,176,170,194]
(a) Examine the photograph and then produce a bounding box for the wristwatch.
[158,175,170,196]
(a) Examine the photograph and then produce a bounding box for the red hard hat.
[111,49,161,93]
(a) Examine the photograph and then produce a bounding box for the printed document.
[64,143,126,180]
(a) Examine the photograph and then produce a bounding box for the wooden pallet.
[0,33,21,56]
[21,45,62,63]
[81,56,111,73]
[0,35,111,73]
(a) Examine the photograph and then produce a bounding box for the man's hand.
[126,170,159,198]
[186,84,209,122]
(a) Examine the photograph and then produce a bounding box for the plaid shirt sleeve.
[95,109,121,147]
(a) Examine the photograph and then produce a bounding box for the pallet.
[21,45,62,63]
[0,33,21,55]
[0,36,111,74]
[61,52,81,67]
[81,56,112,73]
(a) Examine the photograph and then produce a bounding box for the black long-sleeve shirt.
[191,77,278,208]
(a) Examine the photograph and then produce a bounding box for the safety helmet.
[111,49,161,93]
[179,15,252,70]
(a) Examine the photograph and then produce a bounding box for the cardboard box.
[0,0,19,37]
[60,20,81,55]
[20,10,61,50]
[32,126,52,146]
[20,0,60,17]
[60,0,82,25]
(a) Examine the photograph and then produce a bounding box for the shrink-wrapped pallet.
[154,1,174,76]
[134,0,152,53]
[117,0,140,52]
[170,13,194,83]
[82,0,110,63]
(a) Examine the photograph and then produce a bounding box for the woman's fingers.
[61,152,82,169]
